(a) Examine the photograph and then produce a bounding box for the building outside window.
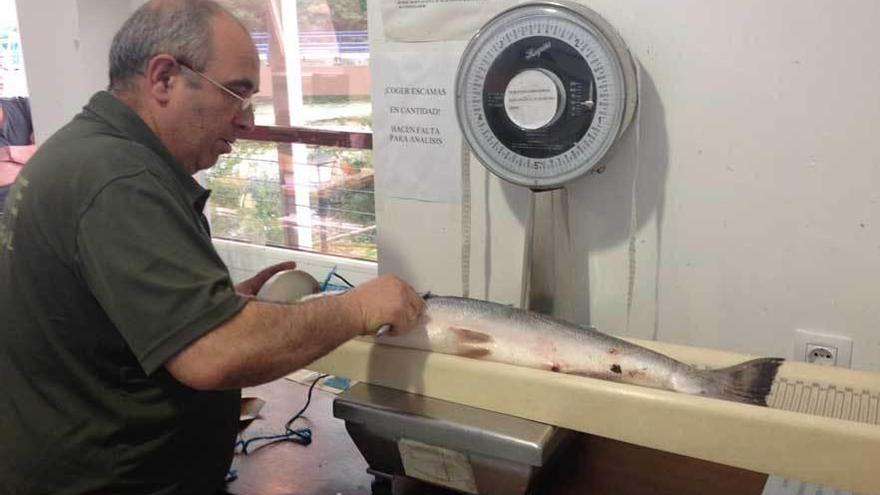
[214,0,376,261]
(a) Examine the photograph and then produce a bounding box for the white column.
[15,0,132,142]
[16,0,86,142]
[280,0,312,249]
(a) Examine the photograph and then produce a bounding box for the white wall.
[15,0,880,370]
[16,0,133,142]
[372,0,880,371]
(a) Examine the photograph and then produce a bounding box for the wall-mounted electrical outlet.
[805,344,837,366]
[793,329,853,368]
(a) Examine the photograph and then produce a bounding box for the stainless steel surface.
[521,189,577,318]
[334,382,575,494]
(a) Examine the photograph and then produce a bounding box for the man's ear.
[144,54,180,105]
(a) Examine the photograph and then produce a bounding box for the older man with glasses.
[0,1,424,494]
[177,59,255,112]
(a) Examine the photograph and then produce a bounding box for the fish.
[374,295,784,406]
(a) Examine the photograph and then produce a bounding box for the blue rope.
[320,266,336,292]
[320,265,355,292]
[235,427,313,455]
[235,373,328,455]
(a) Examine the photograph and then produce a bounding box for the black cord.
[331,271,355,288]
[235,373,329,455]
[283,373,329,434]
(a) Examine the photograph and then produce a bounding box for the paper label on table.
[398,438,478,494]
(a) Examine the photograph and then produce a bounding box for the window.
[213,0,376,261]
[0,0,28,97]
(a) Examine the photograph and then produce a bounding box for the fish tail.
[693,357,784,406]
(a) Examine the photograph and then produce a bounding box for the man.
[0,96,36,213]
[0,1,424,494]
[0,96,33,147]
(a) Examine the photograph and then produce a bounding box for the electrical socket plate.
[793,329,853,368]
[805,344,836,365]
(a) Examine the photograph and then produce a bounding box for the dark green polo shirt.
[0,92,248,495]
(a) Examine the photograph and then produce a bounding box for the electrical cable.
[330,271,355,288]
[235,373,329,455]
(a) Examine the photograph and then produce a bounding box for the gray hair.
[108,0,235,92]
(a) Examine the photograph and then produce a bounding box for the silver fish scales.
[376,295,783,406]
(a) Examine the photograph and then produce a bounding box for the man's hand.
[7,145,36,164]
[235,261,297,297]
[341,274,424,336]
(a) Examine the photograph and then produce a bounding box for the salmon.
[375,295,783,406]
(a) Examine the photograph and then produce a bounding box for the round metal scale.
[455,1,638,190]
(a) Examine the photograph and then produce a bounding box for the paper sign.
[373,46,466,203]
[380,0,500,42]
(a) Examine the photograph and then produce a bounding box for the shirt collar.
[82,91,210,211]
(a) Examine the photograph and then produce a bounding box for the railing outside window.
[213,0,376,261]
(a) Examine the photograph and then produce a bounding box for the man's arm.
[5,145,36,164]
[165,274,423,390]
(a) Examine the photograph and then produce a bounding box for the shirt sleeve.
[15,97,33,139]
[75,169,247,375]
[1,97,34,145]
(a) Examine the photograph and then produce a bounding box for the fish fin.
[456,347,492,359]
[694,357,784,406]
[448,327,493,359]
[450,327,493,343]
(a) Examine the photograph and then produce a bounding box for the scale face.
[455,1,638,189]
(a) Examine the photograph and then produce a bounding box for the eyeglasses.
[177,60,253,112]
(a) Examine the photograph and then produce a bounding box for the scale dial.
[455,1,638,190]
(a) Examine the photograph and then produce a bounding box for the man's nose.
[234,107,255,132]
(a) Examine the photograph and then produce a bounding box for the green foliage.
[308,146,376,260]
[208,0,375,260]
[208,142,377,261]
[322,0,368,31]
[333,147,371,170]
[207,141,284,245]
[220,0,367,33]
[218,0,269,31]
